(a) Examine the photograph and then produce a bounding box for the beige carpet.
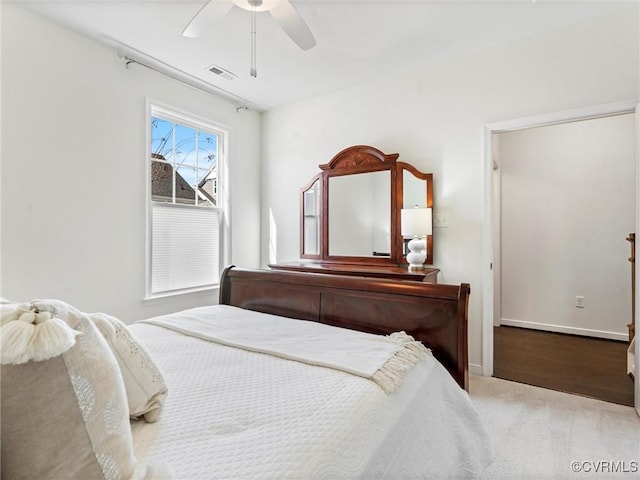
[469,376,640,480]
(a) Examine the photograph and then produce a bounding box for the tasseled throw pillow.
[1,300,164,480]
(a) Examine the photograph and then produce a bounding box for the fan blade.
[269,0,316,51]
[183,1,234,38]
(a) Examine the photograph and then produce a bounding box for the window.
[147,104,227,298]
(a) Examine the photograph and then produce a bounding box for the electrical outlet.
[433,213,450,228]
[575,296,585,308]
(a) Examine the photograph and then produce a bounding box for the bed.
[126,266,491,479]
[1,266,492,480]
[217,266,470,390]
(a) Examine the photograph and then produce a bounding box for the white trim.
[469,363,483,376]
[143,285,218,303]
[145,99,153,299]
[151,104,229,139]
[482,100,639,378]
[219,127,231,274]
[487,100,637,133]
[482,125,495,376]
[635,103,640,416]
[500,318,629,342]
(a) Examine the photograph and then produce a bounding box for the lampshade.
[401,208,432,237]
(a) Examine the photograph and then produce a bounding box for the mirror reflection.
[328,171,390,257]
[302,179,321,256]
[403,169,427,209]
[402,168,430,257]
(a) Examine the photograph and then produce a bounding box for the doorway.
[482,102,639,411]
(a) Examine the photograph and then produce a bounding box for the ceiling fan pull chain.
[250,1,258,77]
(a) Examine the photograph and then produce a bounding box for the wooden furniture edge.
[269,261,440,282]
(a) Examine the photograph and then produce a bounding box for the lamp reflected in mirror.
[401,207,433,270]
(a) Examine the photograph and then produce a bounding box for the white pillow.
[1,300,162,479]
[89,312,168,422]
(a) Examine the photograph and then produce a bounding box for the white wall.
[261,5,639,368]
[498,114,635,340]
[0,3,262,322]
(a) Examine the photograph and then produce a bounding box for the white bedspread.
[128,309,492,479]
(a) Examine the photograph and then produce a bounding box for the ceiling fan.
[183,0,316,78]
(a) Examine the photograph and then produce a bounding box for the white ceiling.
[12,0,629,111]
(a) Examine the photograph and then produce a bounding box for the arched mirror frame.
[395,161,434,265]
[300,145,434,266]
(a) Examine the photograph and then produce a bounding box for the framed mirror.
[300,145,433,266]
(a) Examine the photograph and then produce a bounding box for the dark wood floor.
[493,326,634,406]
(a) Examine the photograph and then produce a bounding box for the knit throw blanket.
[140,305,431,393]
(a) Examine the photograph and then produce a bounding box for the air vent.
[207,64,238,81]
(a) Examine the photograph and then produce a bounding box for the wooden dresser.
[269,261,439,283]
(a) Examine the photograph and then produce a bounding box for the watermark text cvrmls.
[571,461,638,474]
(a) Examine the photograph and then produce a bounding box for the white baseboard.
[469,363,483,376]
[499,318,629,342]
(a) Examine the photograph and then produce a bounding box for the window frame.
[144,100,230,300]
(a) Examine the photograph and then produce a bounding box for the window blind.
[151,203,220,294]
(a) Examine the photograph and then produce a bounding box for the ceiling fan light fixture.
[233,0,281,13]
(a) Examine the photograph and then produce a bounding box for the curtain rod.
[117,52,252,113]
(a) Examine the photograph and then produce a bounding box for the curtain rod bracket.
[117,52,136,69]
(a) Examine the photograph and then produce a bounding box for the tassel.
[1,320,36,364]
[30,317,81,362]
[371,332,432,393]
[0,303,81,365]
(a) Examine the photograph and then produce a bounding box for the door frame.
[482,101,639,414]
[635,103,639,415]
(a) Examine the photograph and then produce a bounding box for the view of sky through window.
[151,117,218,188]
